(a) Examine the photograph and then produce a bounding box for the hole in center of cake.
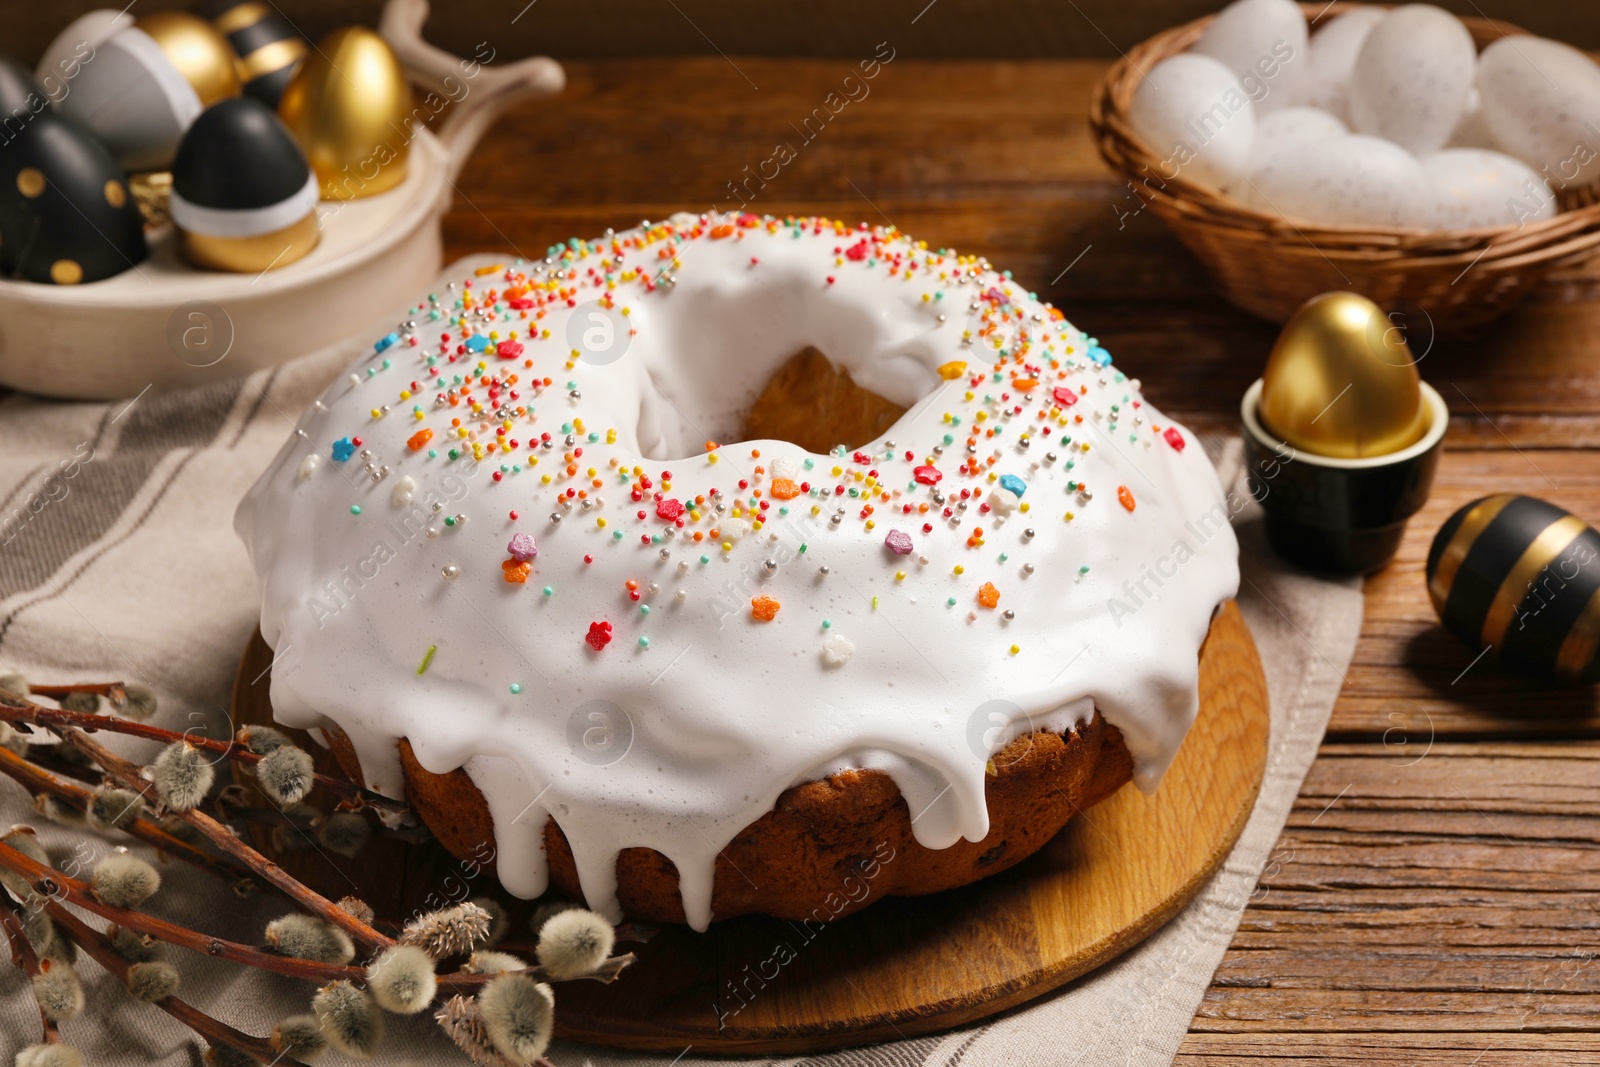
[737,345,908,454]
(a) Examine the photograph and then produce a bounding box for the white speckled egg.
[1226,107,1345,197]
[1192,0,1313,114]
[1446,86,1497,149]
[1241,132,1433,227]
[1128,53,1256,189]
[1255,106,1347,149]
[1349,5,1476,154]
[1308,7,1385,122]
[1421,148,1555,228]
[1478,35,1600,191]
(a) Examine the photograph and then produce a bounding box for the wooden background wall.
[12,0,1600,66]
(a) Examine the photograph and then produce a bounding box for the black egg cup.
[1240,379,1448,576]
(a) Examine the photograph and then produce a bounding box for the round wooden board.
[232,599,1268,1054]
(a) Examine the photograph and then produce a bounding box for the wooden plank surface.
[424,56,1600,1063]
[17,0,1600,65]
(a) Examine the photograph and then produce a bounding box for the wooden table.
[437,55,1600,1065]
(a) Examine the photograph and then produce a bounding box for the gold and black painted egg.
[0,56,147,285]
[1427,495,1600,684]
[170,96,319,273]
[205,0,308,109]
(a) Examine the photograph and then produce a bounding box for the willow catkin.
[535,908,614,980]
[312,980,384,1059]
[367,944,438,1014]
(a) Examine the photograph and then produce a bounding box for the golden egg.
[133,11,242,109]
[1259,292,1432,459]
[278,27,413,200]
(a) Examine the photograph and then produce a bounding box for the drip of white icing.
[236,215,1240,930]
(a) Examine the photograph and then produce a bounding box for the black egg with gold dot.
[1427,495,1600,685]
[0,54,50,138]
[170,97,319,273]
[204,0,308,109]
[0,54,50,273]
[0,100,146,285]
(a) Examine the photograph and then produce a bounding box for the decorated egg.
[1348,5,1476,154]
[278,27,413,200]
[0,110,146,284]
[1128,53,1255,189]
[33,9,132,99]
[0,56,52,272]
[171,97,319,273]
[1192,0,1312,114]
[1239,132,1432,228]
[43,10,240,171]
[1479,36,1600,192]
[1428,495,1600,684]
[1259,291,1430,458]
[205,0,308,109]
[1422,148,1554,228]
[1,54,48,131]
[1307,7,1384,122]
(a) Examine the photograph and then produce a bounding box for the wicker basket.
[1090,2,1600,329]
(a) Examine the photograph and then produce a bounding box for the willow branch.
[0,691,408,815]
[53,727,395,954]
[0,840,632,991]
[27,682,127,704]
[1,904,61,1046]
[48,904,311,1067]
[0,838,343,980]
[0,744,256,892]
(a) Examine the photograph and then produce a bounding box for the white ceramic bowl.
[0,0,563,400]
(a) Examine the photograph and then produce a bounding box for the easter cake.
[236,213,1241,928]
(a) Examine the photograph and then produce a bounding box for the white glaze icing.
[236,214,1240,930]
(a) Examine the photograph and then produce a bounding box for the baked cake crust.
[331,707,1135,924]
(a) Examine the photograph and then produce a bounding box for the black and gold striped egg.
[204,0,308,109]
[1427,495,1600,684]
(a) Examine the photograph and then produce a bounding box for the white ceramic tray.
[0,0,563,401]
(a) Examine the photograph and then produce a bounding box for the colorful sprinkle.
[507,533,538,561]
